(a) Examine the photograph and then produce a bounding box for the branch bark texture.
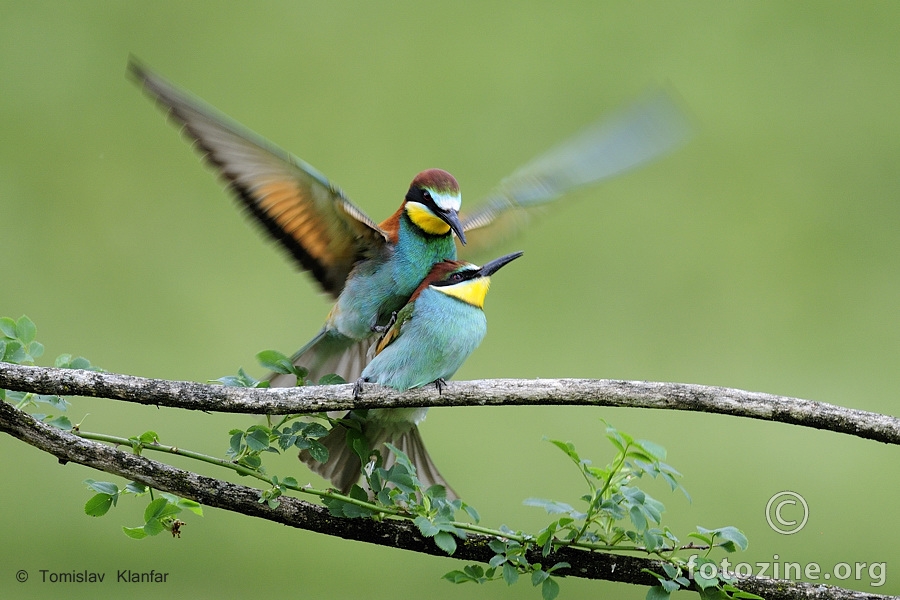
[1,363,898,445]
[0,399,888,600]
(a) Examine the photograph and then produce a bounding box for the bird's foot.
[353,378,366,400]
[433,378,447,395]
[372,311,398,334]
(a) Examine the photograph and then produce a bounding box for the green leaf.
[711,526,748,551]
[84,493,115,517]
[629,505,648,532]
[502,562,519,585]
[547,439,581,463]
[531,568,549,586]
[523,497,586,519]
[0,317,17,339]
[443,570,471,584]
[723,586,764,600]
[126,482,149,494]
[245,428,271,452]
[541,577,560,600]
[433,531,457,555]
[142,518,165,537]
[177,499,203,516]
[636,438,667,460]
[425,484,448,500]
[256,349,293,374]
[693,558,720,589]
[144,497,177,522]
[228,431,244,455]
[605,428,627,453]
[660,578,681,593]
[688,532,712,545]
[546,562,569,574]
[28,341,44,359]
[646,585,671,600]
[489,554,507,568]
[4,341,25,363]
[464,564,485,578]
[122,526,148,539]
[85,480,119,495]
[317,373,346,385]
[322,486,375,518]
[34,394,68,411]
[302,422,329,438]
[139,430,160,444]
[15,316,36,344]
[70,356,95,370]
[44,415,72,430]
[304,440,329,463]
[383,443,414,473]
[463,503,480,523]
[414,516,440,537]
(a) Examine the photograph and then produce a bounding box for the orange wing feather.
[129,58,388,298]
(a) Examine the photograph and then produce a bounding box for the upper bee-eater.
[305,251,523,497]
[129,60,468,384]
[129,57,690,386]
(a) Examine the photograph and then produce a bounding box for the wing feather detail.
[129,58,388,297]
[459,89,693,254]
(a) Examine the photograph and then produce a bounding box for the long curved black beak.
[441,209,467,245]
[477,251,524,277]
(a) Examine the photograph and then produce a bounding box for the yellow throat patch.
[406,202,451,235]
[434,277,491,308]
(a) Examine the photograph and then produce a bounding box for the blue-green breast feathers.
[361,286,487,391]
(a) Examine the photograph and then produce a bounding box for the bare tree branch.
[0,399,889,600]
[1,363,898,445]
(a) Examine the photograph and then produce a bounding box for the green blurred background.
[2,1,898,598]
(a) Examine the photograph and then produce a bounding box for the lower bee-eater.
[302,251,524,497]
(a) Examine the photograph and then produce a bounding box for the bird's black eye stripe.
[433,268,479,287]
[405,186,439,211]
[419,188,443,212]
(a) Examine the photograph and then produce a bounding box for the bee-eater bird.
[128,58,691,386]
[305,251,523,497]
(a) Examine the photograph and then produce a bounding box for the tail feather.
[268,329,376,387]
[301,422,363,493]
[299,414,457,500]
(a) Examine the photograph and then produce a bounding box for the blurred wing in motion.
[129,58,388,298]
[459,89,693,253]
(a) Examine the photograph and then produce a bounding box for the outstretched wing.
[459,89,693,254]
[129,58,388,298]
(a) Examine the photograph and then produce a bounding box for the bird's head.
[424,251,523,308]
[404,169,466,244]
